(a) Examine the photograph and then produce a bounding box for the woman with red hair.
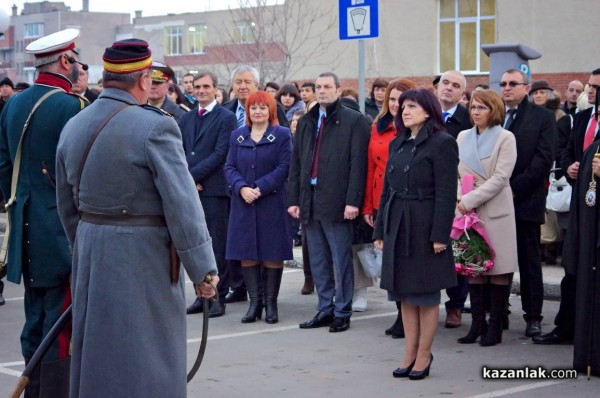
[225,91,293,324]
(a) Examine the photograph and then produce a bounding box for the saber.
[187,298,210,382]
[10,305,72,398]
[11,285,215,395]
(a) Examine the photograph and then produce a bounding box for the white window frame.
[438,0,495,74]
[24,23,44,39]
[166,26,183,55]
[188,25,207,54]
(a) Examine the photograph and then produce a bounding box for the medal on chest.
[585,181,596,207]
[585,149,600,207]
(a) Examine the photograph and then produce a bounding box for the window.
[439,0,495,73]
[188,25,207,54]
[165,26,183,55]
[24,23,44,39]
[234,21,255,44]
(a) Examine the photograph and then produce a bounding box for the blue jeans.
[305,219,354,319]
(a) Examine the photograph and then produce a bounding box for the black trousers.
[516,220,544,321]
[199,195,230,298]
[553,273,576,338]
[445,275,468,310]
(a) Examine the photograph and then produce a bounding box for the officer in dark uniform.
[0,28,86,397]
[147,61,187,123]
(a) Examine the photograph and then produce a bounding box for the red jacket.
[362,120,396,214]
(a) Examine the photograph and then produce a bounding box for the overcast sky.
[3,1,278,19]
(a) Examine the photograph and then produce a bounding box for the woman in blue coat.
[225,91,293,324]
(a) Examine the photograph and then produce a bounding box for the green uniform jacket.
[0,83,84,287]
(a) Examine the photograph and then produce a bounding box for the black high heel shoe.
[392,359,415,378]
[408,354,433,380]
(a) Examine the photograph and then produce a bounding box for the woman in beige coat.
[455,89,518,346]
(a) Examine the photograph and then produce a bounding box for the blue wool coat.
[225,124,293,261]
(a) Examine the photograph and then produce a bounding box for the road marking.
[187,311,398,343]
[0,363,23,377]
[0,311,399,377]
[464,380,566,397]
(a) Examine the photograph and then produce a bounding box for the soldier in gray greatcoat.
[56,39,218,398]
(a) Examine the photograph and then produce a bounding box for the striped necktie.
[237,106,245,128]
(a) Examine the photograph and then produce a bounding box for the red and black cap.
[103,39,152,74]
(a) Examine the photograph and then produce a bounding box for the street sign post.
[339,0,379,40]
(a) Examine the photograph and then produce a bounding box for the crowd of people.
[0,26,599,396]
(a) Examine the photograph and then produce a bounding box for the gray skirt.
[388,290,441,306]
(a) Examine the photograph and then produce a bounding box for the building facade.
[1,0,598,92]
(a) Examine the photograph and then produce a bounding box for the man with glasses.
[500,68,557,338]
[534,68,600,345]
[0,28,86,397]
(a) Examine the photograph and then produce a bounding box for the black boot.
[480,284,508,347]
[241,265,264,323]
[458,284,487,344]
[264,267,283,324]
[385,301,404,338]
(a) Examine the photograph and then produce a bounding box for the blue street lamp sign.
[339,0,379,40]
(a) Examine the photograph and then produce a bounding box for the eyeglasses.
[470,105,489,112]
[499,81,528,88]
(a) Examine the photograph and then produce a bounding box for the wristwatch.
[203,273,214,283]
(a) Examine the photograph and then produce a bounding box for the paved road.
[1,266,599,397]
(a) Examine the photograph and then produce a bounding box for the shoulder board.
[66,92,88,109]
[140,104,174,118]
[179,103,191,112]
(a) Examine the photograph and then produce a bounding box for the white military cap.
[26,28,80,61]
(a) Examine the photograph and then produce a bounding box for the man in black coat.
[288,72,370,333]
[179,71,237,317]
[534,68,600,344]
[500,68,557,337]
[436,69,473,328]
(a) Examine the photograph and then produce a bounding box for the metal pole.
[358,39,365,114]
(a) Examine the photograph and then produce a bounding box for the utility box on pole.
[482,43,542,92]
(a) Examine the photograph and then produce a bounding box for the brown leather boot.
[301,276,314,295]
[445,308,462,328]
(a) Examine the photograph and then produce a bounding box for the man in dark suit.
[500,68,557,337]
[223,65,289,130]
[288,72,370,333]
[534,68,600,344]
[436,69,473,328]
[179,71,237,317]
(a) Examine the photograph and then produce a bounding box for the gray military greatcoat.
[56,87,217,398]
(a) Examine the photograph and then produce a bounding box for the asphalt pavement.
[1,213,599,397]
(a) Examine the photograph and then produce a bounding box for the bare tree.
[220,0,338,85]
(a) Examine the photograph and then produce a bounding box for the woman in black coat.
[374,88,458,380]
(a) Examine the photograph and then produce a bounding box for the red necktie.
[311,115,326,180]
[198,108,206,117]
[583,113,598,151]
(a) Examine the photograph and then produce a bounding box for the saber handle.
[10,305,72,398]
